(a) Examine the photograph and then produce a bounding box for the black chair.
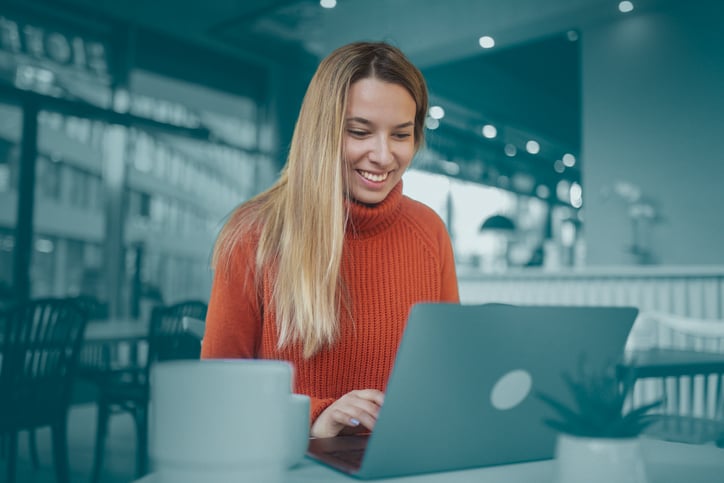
[0,298,88,483]
[90,300,208,482]
[9,295,108,470]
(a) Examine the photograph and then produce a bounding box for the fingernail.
[349,418,360,426]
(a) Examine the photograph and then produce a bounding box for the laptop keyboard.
[325,448,365,467]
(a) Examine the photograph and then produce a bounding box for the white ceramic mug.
[150,359,293,483]
[284,393,310,468]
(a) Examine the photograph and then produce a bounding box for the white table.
[85,318,148,341]
[135,438,724,483]
[80,318,149,372]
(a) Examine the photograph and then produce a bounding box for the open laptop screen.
[307,303,638,479]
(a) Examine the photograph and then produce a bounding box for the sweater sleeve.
[201,240,260,359]
[310,397,336,423]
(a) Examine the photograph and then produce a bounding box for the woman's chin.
[350,190,388,205]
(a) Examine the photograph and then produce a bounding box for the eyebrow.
[346,117,414,129]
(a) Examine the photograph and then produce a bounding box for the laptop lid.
[307,303,638,479]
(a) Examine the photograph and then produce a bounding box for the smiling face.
[343,78,417,205]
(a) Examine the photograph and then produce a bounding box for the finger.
[333,407,376,432]
[334,401,380,430]
[346,396,382,420]
[311,412,346,438]
[352,389,385,407]
[311,389,386,438]
[353,411,377,431]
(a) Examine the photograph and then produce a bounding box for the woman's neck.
[345,181,404,238]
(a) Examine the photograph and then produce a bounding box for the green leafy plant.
[537,362,662,438]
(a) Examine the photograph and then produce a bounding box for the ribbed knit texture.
[202,182,459,423]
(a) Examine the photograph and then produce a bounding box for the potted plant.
[537,363,662,483]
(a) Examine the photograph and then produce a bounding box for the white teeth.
[359,170,388,182]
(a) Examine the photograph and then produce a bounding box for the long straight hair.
[213,42,429,358]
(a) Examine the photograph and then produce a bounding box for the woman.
[202,41,459,438]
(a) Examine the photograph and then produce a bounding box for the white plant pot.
[553,433,649,483]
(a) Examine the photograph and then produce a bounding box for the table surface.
[134,438,724,483]
[84,318,148,342]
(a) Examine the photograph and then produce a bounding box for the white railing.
[459,266,724,425]
[458,265,724,319]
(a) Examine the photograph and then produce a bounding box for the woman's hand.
[311,389,385,438]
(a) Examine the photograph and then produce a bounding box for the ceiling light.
[570,182,583,208]
[478,36,495,49]
[482,124,497,139]
[554,160,565,173]
[618,1,634,13]
[504,144,517,157]
[320,0,336,8]
[425,117,439,130]
[566,30,579,42]
[536,185,550,199]
[429,105,445,119]
[525,140,540,155]
[562,153,576,167]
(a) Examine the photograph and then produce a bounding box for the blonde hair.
[213,42,429,357]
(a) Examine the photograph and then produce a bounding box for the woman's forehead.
[346,78,416,121]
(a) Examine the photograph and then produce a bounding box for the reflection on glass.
[4,50,277,313]
[0,14,113,108]
[0,228,14,302]
[32,110,108,300]
[30,235,56,297]
[0,101,21,299]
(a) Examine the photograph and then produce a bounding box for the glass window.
[33,109,110,300]
[0,101,21,299]
[0,228,14,302]
[0,100,21,211]
[30,234,56,298]
[65,238,85,295]
[36,155,61,200]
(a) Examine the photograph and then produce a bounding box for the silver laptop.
[306,303,638,479]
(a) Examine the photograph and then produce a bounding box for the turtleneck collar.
[345,181,404,239]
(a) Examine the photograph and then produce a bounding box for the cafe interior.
[1,0,723,482]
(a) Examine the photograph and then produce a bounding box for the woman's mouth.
[357,170,389,182]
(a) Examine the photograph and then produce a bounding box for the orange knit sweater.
[201,182,459,422]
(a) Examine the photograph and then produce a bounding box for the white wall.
[581,1,724,265]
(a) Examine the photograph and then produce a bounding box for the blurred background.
[1,0,723,317]
[2,2,724,482]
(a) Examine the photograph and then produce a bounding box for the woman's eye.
[347,129,368,137]
[394,133,412,139]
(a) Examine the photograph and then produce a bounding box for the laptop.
[306,303,638,479]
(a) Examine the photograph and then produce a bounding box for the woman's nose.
[370,136,393,164]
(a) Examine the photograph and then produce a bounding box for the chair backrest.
[146,300,208,370]
[627,311,724,421]
[67,295,108,321]
[181,316,206,340]
[0,298,88,429]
